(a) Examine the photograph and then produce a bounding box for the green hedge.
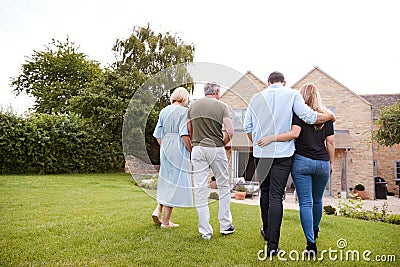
[0,112,123,174]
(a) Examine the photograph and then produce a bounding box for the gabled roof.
[292,66,372,106]
[220,70,266,98]
[361,94,400,119]
[360,94,400,109]
[220,71,267,109]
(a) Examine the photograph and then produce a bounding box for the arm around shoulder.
[316,111,336,124]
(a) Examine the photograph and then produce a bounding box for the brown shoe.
[152,209,162,224]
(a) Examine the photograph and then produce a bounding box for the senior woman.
[151,87,193,228]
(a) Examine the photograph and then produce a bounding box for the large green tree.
[373,100,400,146]
[70,25,195,163]
[10,25,195,167]
[11,37,103,114]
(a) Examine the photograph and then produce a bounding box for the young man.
[188,82,235,240]
[243,71,335,255]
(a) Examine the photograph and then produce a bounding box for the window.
[326,106,336,129]
[233,109,246,130]
[395,161,400,180]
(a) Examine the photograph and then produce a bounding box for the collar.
[267,83,284,90]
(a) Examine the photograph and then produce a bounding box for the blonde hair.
[170,87,189,106]
[299,83,328,130]
[299,83,327,113]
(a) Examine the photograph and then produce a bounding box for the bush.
[0,111,123,174]
[337,197,400,225]
[387,214,400,225]
[235,184,246,192]
[323,205,336,215]
[354,184,365,191]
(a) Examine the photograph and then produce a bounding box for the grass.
[0,173,399,266]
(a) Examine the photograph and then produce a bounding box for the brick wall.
[221,67,378,199]
[374,142,400,195]
[363,94,400,197]
[221,71,265,180]
[221,71,265,109]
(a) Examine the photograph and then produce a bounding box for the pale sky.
[1,0,399,114]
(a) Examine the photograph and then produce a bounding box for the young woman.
[257,83,335,255]
[152,87,193,228]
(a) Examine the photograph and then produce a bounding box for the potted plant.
[353,184,367,200]
[234,184,247,200]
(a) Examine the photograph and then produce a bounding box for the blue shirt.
[243,84,317,158]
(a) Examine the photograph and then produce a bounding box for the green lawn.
[0,173,399,266]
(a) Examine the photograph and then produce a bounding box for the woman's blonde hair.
[299,83,328,130]
[299,83,327,113]
[170,87,189,106]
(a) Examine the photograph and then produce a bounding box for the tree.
[113,24,194,78]
[373,100,400,146]
[10,25,195,166]
[11,37,103,114]
[114,25,194,163]
[71,25,195,163]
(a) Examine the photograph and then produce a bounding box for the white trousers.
[192,146,232,237]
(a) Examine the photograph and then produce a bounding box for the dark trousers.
[255,156,294,249]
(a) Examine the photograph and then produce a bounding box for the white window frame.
[395,161,400,180]
[326,106,336,129]
[233,109,246,131]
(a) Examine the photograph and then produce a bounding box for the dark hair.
[268,71,285,84]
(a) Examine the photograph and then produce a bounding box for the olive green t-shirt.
[188,97,231,147]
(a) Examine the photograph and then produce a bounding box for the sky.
[1,0,399,114]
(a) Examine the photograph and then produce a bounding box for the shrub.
[354,184,365,191]
[387,214,400,225]
[337,195,365,218]
[323,205,336,215]
[0,111,123,174]
[337,197,400,225]
[235,184,246,192]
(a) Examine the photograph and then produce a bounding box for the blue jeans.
[291,154,330,243]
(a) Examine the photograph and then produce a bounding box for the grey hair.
[204,82,220,95]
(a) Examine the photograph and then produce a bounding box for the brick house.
[361,94,400,195]
[220,67,399,199]
[221,71,265,186]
